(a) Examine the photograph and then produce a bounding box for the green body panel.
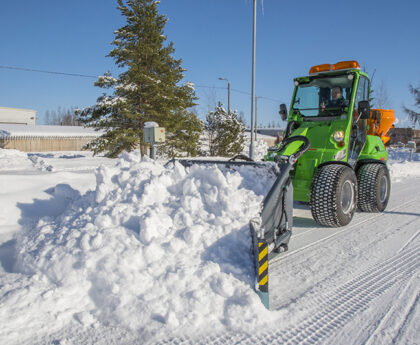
[265,68,388,202]
[358,135,388,161]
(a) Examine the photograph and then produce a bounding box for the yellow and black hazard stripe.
[257,240,269,292]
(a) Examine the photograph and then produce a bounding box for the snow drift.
[10,152,278,342]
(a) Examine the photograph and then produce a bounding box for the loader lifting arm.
[250,135,310,309]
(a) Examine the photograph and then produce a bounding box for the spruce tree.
[205,102,245,157]
[159,109,203,157]
[403,84,420,128]
[79,0,196,157]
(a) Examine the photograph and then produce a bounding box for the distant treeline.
[45,107,80,126]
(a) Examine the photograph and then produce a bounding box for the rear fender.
[355,159,387,174]
[316,161,353,173]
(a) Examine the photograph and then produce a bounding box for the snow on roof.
[0,124,104,138]
[0,106,36,113]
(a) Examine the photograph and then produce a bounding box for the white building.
[0,107,36,125]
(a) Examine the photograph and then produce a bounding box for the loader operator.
[321,86,346,112]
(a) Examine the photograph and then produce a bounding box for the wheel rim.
[379,175,388,203]
[341,180,354,215]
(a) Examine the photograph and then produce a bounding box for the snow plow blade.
[171,156,278,175]
[249,136,310,309]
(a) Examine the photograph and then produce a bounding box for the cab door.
[348,76,369,166]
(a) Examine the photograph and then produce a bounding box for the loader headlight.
[333,131,345,142]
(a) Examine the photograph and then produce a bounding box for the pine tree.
[403,84,420,128]
[205,102,245,157]
[79,0,196,157]
[159,109,203,157]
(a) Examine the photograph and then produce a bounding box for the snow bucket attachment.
[249,136,310,309]
[170,155,278,176]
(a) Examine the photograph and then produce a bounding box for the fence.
[0,136,96,152]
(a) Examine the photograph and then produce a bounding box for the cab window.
[355,76,369,108]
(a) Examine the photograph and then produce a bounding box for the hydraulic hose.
[275,135,310,162]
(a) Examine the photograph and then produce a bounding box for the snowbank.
[242,138,268,161]
[387,148,420,182]
[6,152,278,343]
[0,148,34,171]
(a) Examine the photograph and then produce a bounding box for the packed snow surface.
[0,147,418,344]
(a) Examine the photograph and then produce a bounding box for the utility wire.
[0,65,98,78]
[195,84,226,91]
[0,65,283,103]
[197,85,282,103]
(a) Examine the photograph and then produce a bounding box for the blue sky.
[0,0,419,127]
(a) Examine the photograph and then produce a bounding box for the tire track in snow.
[258,245,419,345]
[269,198,420,312]
[291,182,416,240]
[390,290,420,345]
[154,244,420,345]
[398,228,420,254]
[271,197,420,265]
[363,273,420,345]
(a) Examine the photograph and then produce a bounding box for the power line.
[0,65,98,78]
[195,84,226,91]
[259,96,283,103]
[0,65,283,103]
[197,85,282,103]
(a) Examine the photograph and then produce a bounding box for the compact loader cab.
[267,60,393,227]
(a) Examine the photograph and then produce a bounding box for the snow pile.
[28,154,55,171]
[0,148,34,171]
[26,152,116,172]
[388,161,420,182]
[387,148,420,182]
[9,152,277,342]
[242,138,268,161]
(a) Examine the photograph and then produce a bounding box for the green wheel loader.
[265,60,394,227]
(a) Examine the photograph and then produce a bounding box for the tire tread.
[310,165,356,227]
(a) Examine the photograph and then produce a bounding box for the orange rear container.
[368,109,395,145]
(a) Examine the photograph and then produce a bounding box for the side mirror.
[357,100,370,120]
[279,104,288,121]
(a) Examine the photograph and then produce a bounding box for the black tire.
[310,164,358,227]
[357,163,391,212]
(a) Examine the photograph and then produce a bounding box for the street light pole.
[218,77,230,114]
[255,96,261,141]
[249,0,257,160]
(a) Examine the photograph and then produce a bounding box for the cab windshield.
[293,74,354,117]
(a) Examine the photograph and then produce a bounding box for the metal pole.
[255,96,259,141]
[218,77,230,114]
[249,0,256,160]
[151,142,156,160]
[228,81,231,115]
